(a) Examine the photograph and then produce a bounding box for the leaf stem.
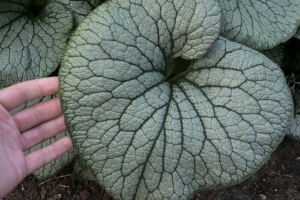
[169,60,196,82]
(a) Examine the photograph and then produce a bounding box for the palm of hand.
[0,77,72,198]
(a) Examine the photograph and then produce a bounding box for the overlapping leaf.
[50,0,104,26]
[219,0,300,50]
[59,0,292,199]
[0,0,73,87]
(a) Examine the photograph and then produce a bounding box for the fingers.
[25,136,72,176]
[0,77,59,111]
[12,98,62,132]
[21,115,66,151]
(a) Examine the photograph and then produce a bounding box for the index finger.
[0,77,59,111]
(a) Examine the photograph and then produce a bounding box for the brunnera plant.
[1,0,300,199]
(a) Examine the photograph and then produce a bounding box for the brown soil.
[3,137,300,200]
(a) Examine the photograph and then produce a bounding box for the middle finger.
[21,115,66,151]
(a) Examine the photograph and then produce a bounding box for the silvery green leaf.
[59,0,292,199]
[219,0,300,50]
[0,0,73,87]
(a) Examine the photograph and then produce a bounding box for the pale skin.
[0,77,72,198]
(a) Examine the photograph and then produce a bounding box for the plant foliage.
[1,0,300,199]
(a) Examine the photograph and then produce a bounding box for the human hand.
[0,77,72,198]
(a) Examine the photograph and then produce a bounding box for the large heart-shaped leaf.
[59,0,292,199]
[219,0,300,50]
[0,0,73,87]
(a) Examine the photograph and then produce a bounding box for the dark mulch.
[3,137,300,200]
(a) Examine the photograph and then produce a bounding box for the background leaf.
[0,0,73,87]
[219,0,300,50]
[50,0,105,27]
